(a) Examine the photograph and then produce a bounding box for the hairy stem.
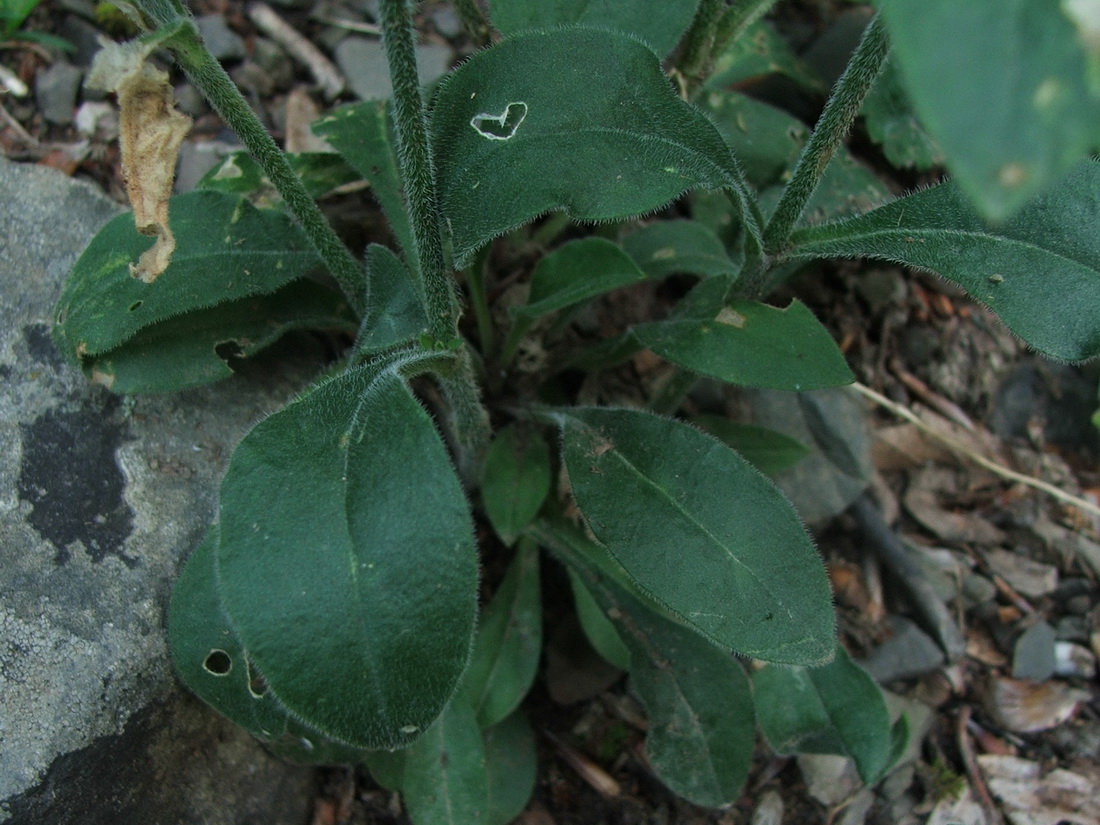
[379,0,459,343]
[763,14,890,257]
[712,0,781,64]
[157,19,366,313]
[676,0,723,95]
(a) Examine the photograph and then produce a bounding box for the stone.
[860,616,945,683]
[1011,620,1057,681]
[56,15,104,67]
[195,15,247,62]
[335,36,453,101]
[0,156,317,823]
[985,548,1059,599]
[34,61,84,125]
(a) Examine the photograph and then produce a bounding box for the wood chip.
[979,754,1100,825]
[984,677,1089,734]
[984,548,1059,599]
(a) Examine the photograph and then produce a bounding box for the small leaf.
[216,361,479,749]
[484,710,538,825]
[690,416,811,476]
[313,100,418,269]
[197,150,361,201]
[632,300,854,391]
[753,645,903,785]
[879,0,1100,219]
[701,89,808,189]
[706,19,822,91]
[622,220,741,280]
[81,279,355,393]
[481,424,552,544]
[55,190,325,364]
[431,27,756,267]
[567,568,631,670]
[462,541,542,729]
[488,0,699,56]
[354,243,428,356]
[514,237,648,321]
[551,407,836,664]
[541,520,755,807]
[860,57,944,171]
[401,700,488,825]
[788,160,1100,362]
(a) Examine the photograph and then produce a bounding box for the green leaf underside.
[860,57,944,171]
[401,700,488,825]
[753,645,900,784]
[701,90,808,190]
[789,160,1100,362]
[567,567,632,669]
[515,237,648,320]
[168,529,371,765]
[355,244,428,356]
[54,190,322,361]
[880,0,1100,220]
[462,542,542,729]
[216,362,478,749]
[431,27,753,267]
[197,151,361,201]
[488,0,699,56]
[83,279,355,393]
[622,219,740,280]
[690,416,811,476]
[633,300,854,391]
[555,407,835,664]
[313,100,419,271]
[542,520,755,806]
[484,711,538,825]
[481,424,552,544]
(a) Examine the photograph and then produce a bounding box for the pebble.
[985,677,1090,733]
[984,547,1059,599]
[1011,620,1056,681]
[335,37,452,100]
[1053,641,1096,679]
[73,101,118,140]
[195,14,247,62]
[1056,615,1091,644]
[797,754,860,806]
[430,5,463,38]
[749,789,783,825]
[861,616,946,683]
[34,60,84,124]
[57,14,104,66]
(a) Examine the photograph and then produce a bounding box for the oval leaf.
[484,710,538,825]
[633,300,854,391]
[481,424,552,544]
[488,0,699,56]
[880,0,1100,219]
[354,243,428,357]
[540,519,755,807]
[622,219,740,280]
[690,416,811,476]
[216,362,479,749]
[401,700,488,825]
[753,645,903,785]
[430,27,753,267]
[461,541,542,728]
[54,190,324,362]
[788,160,1100,362]
[553,407,835,664]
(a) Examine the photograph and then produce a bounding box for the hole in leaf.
[128,301,143,312]
[470,101,528,140]
[246,659,268,698]
[203,649,232,675]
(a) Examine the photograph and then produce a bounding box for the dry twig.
[247,2,345,99]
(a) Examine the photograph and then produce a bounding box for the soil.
[5,2,1099,824]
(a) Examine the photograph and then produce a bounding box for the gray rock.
[195,14,247,62]
[335,36,453,101]
[1012,620,1057,681]
[56,15,104,67]
[860,616,945,683]
[34,61,84,125]
[430,5,464,39]
[0,157,316,823]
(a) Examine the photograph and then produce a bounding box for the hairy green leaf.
[216,361,479,749]
[789,160,1100,362]
[81,279,354,393]
[633,300,854,391]
[622,220,740,280]
[488,0,699,56]
[462,541,542,728]
[551,407,835,664]
[879,0,1100,219]
[690,416,811,476]
[197,151,360,201]
[515,237,648,320]
[706,19,821,91]
[354,243,428,357]
[313,100,418,269]
[401,700,488,825]
[481,424,552,544]
[431,27,757,267]
[754,645,903,784]
[701,90,808,189]
[54,190,324,362]
[860,57,944,172]
[541,520,755,807]
[484,710,538,825]
[567,568,631,670]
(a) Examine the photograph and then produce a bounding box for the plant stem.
[676,0,723,96]
[763,13,890,257]
[712,0,781,66]
[379,0,459,343]
[156,19,366,313]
